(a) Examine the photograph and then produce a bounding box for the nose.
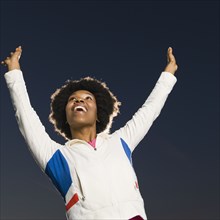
[74,98,84,103]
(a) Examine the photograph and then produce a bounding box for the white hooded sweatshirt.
[5,69,177,219]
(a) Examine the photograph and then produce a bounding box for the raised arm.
[1,46,61,170]
[115,47,178,152]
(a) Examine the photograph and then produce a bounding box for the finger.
[3,57,12,65]
[10,52,14,56]
[1,61,7,66]
[171,53,176,63]
[167,47,172,62]
[13,47,22,59]
[167,47,176,63]
[16,46,22,52]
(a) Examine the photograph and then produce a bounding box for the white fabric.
[5,69,177,219]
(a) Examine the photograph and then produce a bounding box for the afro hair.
[49,77,121,140]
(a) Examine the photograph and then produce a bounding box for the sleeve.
[115,71,177,152]
[4,69,61,170]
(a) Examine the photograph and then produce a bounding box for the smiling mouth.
[74,106,87,112]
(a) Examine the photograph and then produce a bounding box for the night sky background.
[0,1,219,220]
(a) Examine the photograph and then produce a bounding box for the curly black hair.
[49,77,121,140]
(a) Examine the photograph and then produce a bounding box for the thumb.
[16,46,22,60]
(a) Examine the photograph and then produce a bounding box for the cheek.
[94,106,98,119]
[93,103,98,114]
[65,104,71,118]
[88,103,97,117]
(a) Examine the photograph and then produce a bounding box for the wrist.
[8,64,20,71]
[164,69,175,75]
[164,66,177,75]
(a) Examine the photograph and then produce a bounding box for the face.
[65,90,98,130]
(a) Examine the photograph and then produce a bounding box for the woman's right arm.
[2,46,61,170]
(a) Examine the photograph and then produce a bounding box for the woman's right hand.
[1,46,22,71]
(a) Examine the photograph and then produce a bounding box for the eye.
[68,97,76,102]
[85,96,93,100]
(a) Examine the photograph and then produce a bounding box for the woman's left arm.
[115,47,178,152]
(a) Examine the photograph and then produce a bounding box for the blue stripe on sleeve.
[120,138,132,165]
[45,150,72,200]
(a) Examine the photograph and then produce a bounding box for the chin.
[71,120,95,128]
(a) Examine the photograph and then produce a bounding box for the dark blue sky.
[0,1,219,220]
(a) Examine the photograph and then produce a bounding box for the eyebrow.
[68,92,94,99]
[83,92,93,96]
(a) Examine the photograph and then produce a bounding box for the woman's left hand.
[164,47,178,75]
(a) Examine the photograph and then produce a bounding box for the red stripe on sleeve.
[65,193,79,211]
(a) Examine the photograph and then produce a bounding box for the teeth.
[74,106,87,112]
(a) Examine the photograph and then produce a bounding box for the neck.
[71,126,97,142]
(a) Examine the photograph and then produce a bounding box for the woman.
[1,46,178,220]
